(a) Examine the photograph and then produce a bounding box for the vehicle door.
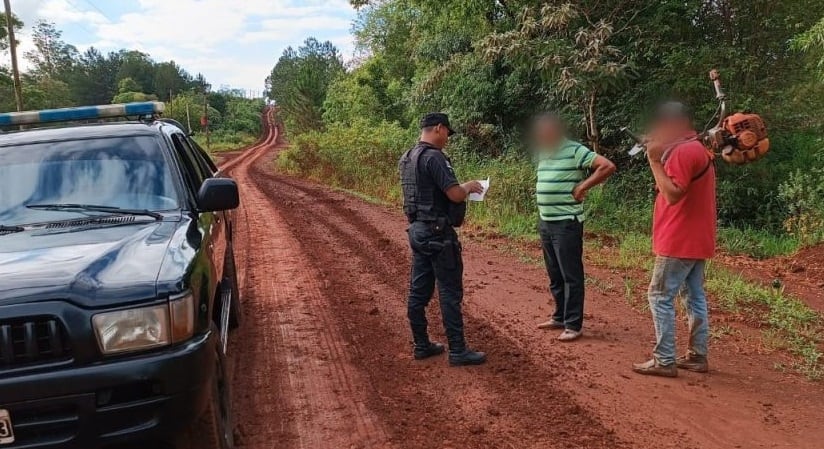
[169,133,224,311]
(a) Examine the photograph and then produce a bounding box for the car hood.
[0,220,179,307]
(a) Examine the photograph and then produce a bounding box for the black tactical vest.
[399,143,466,226]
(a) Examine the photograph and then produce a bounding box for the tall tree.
[0,10,22,51]
[153,60,191,101]
[23,21,77,80]
[267,38,344,133]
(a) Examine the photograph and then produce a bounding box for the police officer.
[399,112,487,366]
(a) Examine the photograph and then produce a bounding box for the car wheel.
[178,346,234,449]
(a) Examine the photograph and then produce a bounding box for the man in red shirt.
[633,102,717,378]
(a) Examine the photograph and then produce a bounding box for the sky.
[10,0,359,95]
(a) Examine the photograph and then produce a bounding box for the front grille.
[0,318,71,369]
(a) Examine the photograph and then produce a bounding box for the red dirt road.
[223,114,824,449]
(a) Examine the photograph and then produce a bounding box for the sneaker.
[632,359,678,378]
[449,349,487,366]
[676,353,709,373]
[537,319,565,330]
[557,329,582,342]
[414,342,445,360]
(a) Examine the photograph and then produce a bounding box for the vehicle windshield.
[0,135,179,226]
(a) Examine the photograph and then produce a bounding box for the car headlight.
[93,292,196,355]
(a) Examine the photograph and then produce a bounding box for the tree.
[482,3,629,152]
[112,77,157,103]
[153,61,191,101]
[116,50,155,93]
[266,38,344,133]
[66,48,123,105]
[0,11,22,52]
[794,17,824,78]
[23,21,78,80]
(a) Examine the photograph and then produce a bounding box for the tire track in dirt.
[225,112,824,449]
[225,113,392,449]
[243,147,630,448]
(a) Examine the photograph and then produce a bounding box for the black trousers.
[539,219,585,331]
[406,221,466,352]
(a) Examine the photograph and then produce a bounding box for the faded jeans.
[648,256,710,366]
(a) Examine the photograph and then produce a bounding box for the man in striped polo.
[533,114,616,341]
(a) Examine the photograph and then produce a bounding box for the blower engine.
[623,69,769,165]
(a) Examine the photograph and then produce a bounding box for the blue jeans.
[648,256,710,365]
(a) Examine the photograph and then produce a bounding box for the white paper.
[469,178,490,202]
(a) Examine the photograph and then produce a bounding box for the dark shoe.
[632,359,678,378]
[537,319,565,330]
[676,353,709,373]
[449,349,487,366]
[557,329,582,342]
[414,342,445,360]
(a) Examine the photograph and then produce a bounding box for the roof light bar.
[0,102,165,127]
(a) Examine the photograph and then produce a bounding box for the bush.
[278,119,412,202]
[779,164,824,247]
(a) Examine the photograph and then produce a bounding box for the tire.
[177,345,234,449]
[225,248,242,330]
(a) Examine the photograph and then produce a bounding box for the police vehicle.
[0,102,242,449]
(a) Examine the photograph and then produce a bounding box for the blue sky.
[12,0,359,94]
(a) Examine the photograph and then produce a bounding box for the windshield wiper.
[26,203,163,221]
[0,224,24,233]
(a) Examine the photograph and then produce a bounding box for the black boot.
[448,348,487,366]
[414,341,445,360]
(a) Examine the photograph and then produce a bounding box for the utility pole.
[202,83,211,150]
[3,0,23,112]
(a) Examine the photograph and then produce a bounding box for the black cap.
[420,112,455,136]
[654,101,692,121]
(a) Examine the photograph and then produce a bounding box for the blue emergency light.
[0,102,165,127]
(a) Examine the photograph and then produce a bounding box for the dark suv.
[0,103,241,449]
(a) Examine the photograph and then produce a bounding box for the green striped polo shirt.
[535,139,597,221]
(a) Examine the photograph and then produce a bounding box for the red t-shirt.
[652,136,717,260]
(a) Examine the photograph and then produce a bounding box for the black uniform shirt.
[416,142,459,216]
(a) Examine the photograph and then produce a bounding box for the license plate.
[0,409,13,445]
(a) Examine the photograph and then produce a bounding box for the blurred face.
[649,116,692,142]
[532,118,564,151]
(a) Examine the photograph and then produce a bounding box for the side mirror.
[197,178,239,212]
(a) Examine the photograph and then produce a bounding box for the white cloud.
[13,0,357,91]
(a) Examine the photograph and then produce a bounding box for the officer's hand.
[462,181,485,194]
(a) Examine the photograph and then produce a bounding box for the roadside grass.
[705,265,823,380]
[194,131,258,153]
[718,227,800,259]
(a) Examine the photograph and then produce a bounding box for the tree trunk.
[587,90,601,153]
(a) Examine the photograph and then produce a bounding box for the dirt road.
[222,113,824,449]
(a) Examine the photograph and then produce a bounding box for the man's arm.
[425,152,484,203]
[646,141,686,205]
[446,181,484,203]
[572,155,616,202]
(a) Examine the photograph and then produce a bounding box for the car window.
[190,139,218,174]
[171,133,206,191]
[0,136,179,226]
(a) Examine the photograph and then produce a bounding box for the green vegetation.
[265,1,824,378]
[0,19,261,148]
[705,266,823,380]
[266,1,824,258]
